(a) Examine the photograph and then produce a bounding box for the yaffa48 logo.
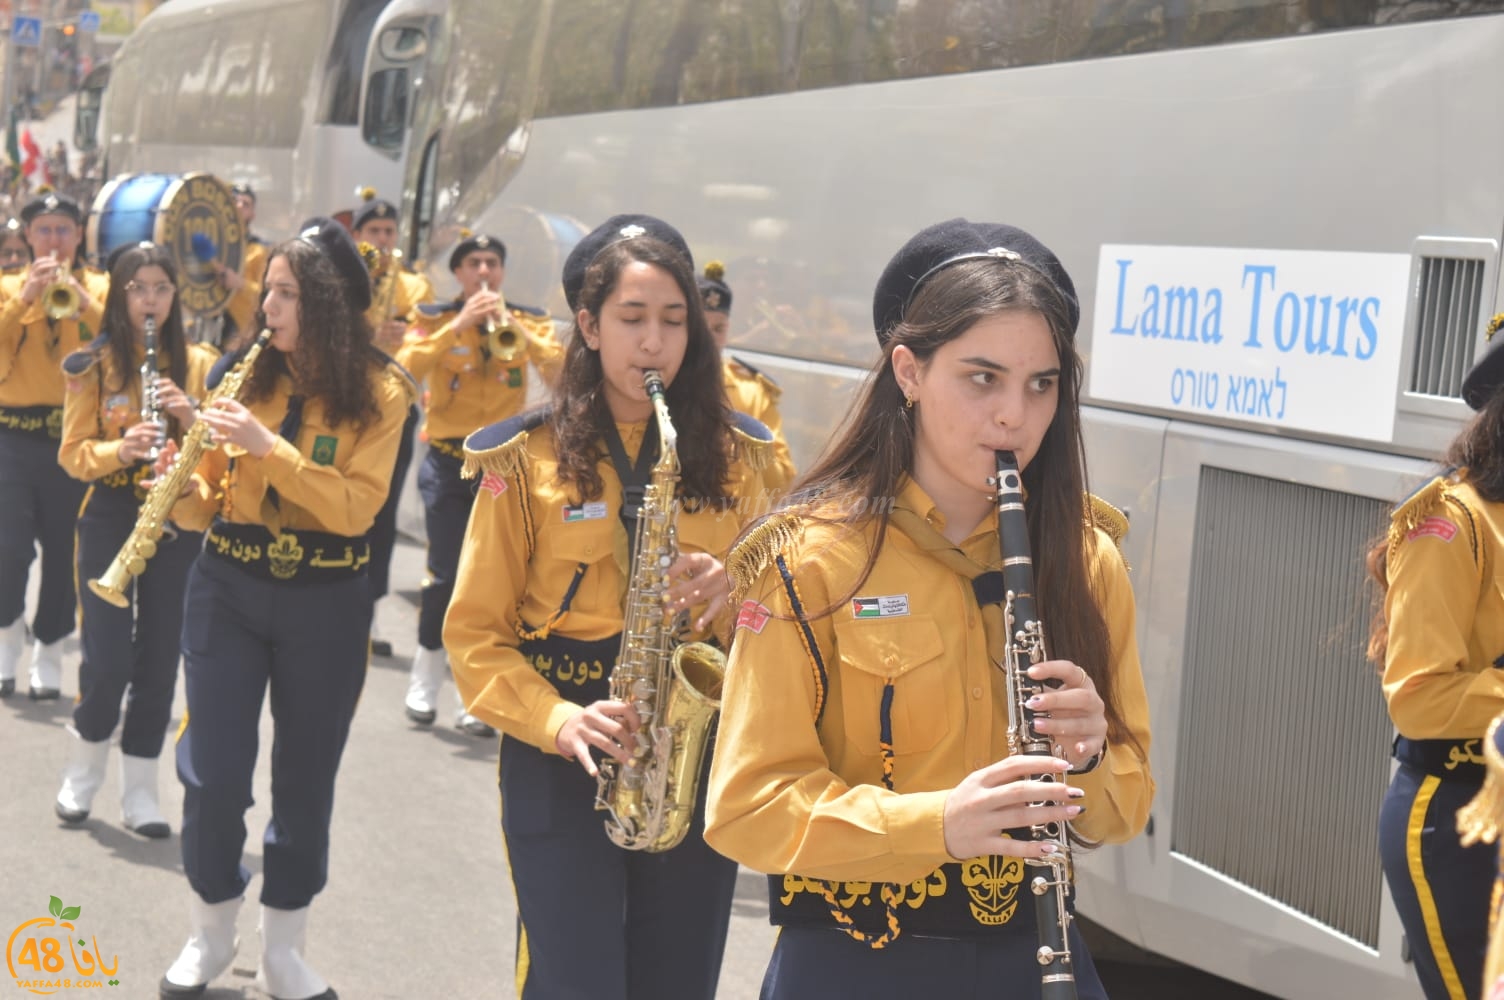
[6,896,120,994]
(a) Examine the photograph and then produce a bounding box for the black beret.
[297,216,372,313]
[105,240,156,275]
[698,260,732,313]
[871,218,1079,345]
[353,198,398,231]
[20,191,82,226]
[1462,315,1504,410]
[562,214,693,311]
[230,183,256,201]
[448,233,506,272]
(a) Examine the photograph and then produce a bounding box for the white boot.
[120,753,171,839]
[0,616,24,698]
[256,905,335,1000]
[404,646,448,725]
[453,689,496,738]
[159,894,241,996]
[28,636,63,700]
[55,727,110,823]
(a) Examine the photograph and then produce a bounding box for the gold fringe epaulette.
[460,427,530,481]
[732,424,776,473]
[1386,474,1451,559]
[1459,715,1504,847]
[1085,493,1129,554]
[725,511,801,606]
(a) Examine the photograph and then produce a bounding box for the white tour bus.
[82,0,406,240]
[390,3,1504,998]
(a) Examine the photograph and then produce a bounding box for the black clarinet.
[992,450,1078,999]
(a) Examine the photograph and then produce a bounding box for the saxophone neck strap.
[601,416,660,553]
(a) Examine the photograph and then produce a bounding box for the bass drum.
[88,172,246,317]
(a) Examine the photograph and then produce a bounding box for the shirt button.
[585,546,593,555]
[971,687,982,699]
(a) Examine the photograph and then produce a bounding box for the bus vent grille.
[1171,467,1392,949]
[1410,255,1486,399]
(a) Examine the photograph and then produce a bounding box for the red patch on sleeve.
[479,471,507,498]
[735,600,772,634]
[1406,516,1458,543]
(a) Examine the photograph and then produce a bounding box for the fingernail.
[1068,805,1084,817]
[1025,696,1043,708]
[1040,844,1058,854]
[1068,787,1085,798]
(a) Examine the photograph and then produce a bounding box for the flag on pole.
[20,128,47,188]
[5,112,19,171]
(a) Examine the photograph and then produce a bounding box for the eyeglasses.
[124,281,175,299]
[30,224,75,240]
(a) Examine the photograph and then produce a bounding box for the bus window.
[411,131,439,262]
[74,62,109,152]
[319,0,388,126]
[379,25,428,62]
[363,67,409,154]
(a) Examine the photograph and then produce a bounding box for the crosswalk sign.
[11,16,41,48]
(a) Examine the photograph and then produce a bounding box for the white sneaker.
[0,616,24,698]
[120,753,171,838]
[159,894,242,995]
[55,727,110,823]
[28,636,63,700]
[255,905,335,1000]
[404,646,448,725]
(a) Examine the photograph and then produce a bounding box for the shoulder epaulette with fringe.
[1459,714,1504,847]
[61,346,100,377]
[726,510,803,606]
[730,354,782,395]
[508,302,548,318]
[730,410,775,472]
[1386,472,1453,556]
[205,340,254,391]
[1086,493,1129,554]
[461,407,551,480]
[416,298,462,319]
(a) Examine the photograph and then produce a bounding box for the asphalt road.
[0,529,1276,999]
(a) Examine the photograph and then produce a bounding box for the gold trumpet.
[42,254,78,320]
[482,280,521,362]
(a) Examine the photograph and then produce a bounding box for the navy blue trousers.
[1379,763,1492,1000]
[416,448,475,651]
[176,553,371,908]
[761,922,1106,1000]
[367,404,418,602]
[73,487,200,756]
[0,429,86,643]
[500,737,737,1000]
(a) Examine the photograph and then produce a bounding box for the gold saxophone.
[595,369,726,852]
[88,330,272,608]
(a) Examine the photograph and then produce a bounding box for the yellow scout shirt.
[1458,715,1504,998]
[0,267,109,412]
[444,416,772,753]
[723,356,795,496]
[224,239,269,337]
[170,355,414,537]
[59,340,217,483]
[1381,474,1504,740]
[365,267,434,334]
[395,301,563,443]
[704,478,1154,886]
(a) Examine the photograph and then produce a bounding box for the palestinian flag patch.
[851,595,909,618]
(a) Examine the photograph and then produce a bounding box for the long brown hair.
[99,243,190,442]
[1365,386,1504,661]
[241,238,381,431]
[766,258,1138,755]
[549,236,734,507]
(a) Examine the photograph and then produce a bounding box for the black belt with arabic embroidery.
[0,403,62,439]
[1393,736,1486,783]
[768,847,1067,939]
[205,519,370,584]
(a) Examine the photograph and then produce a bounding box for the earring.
[904,394,914,409]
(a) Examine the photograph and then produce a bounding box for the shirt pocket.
[832,614,950,756]
[540,515,618,614]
